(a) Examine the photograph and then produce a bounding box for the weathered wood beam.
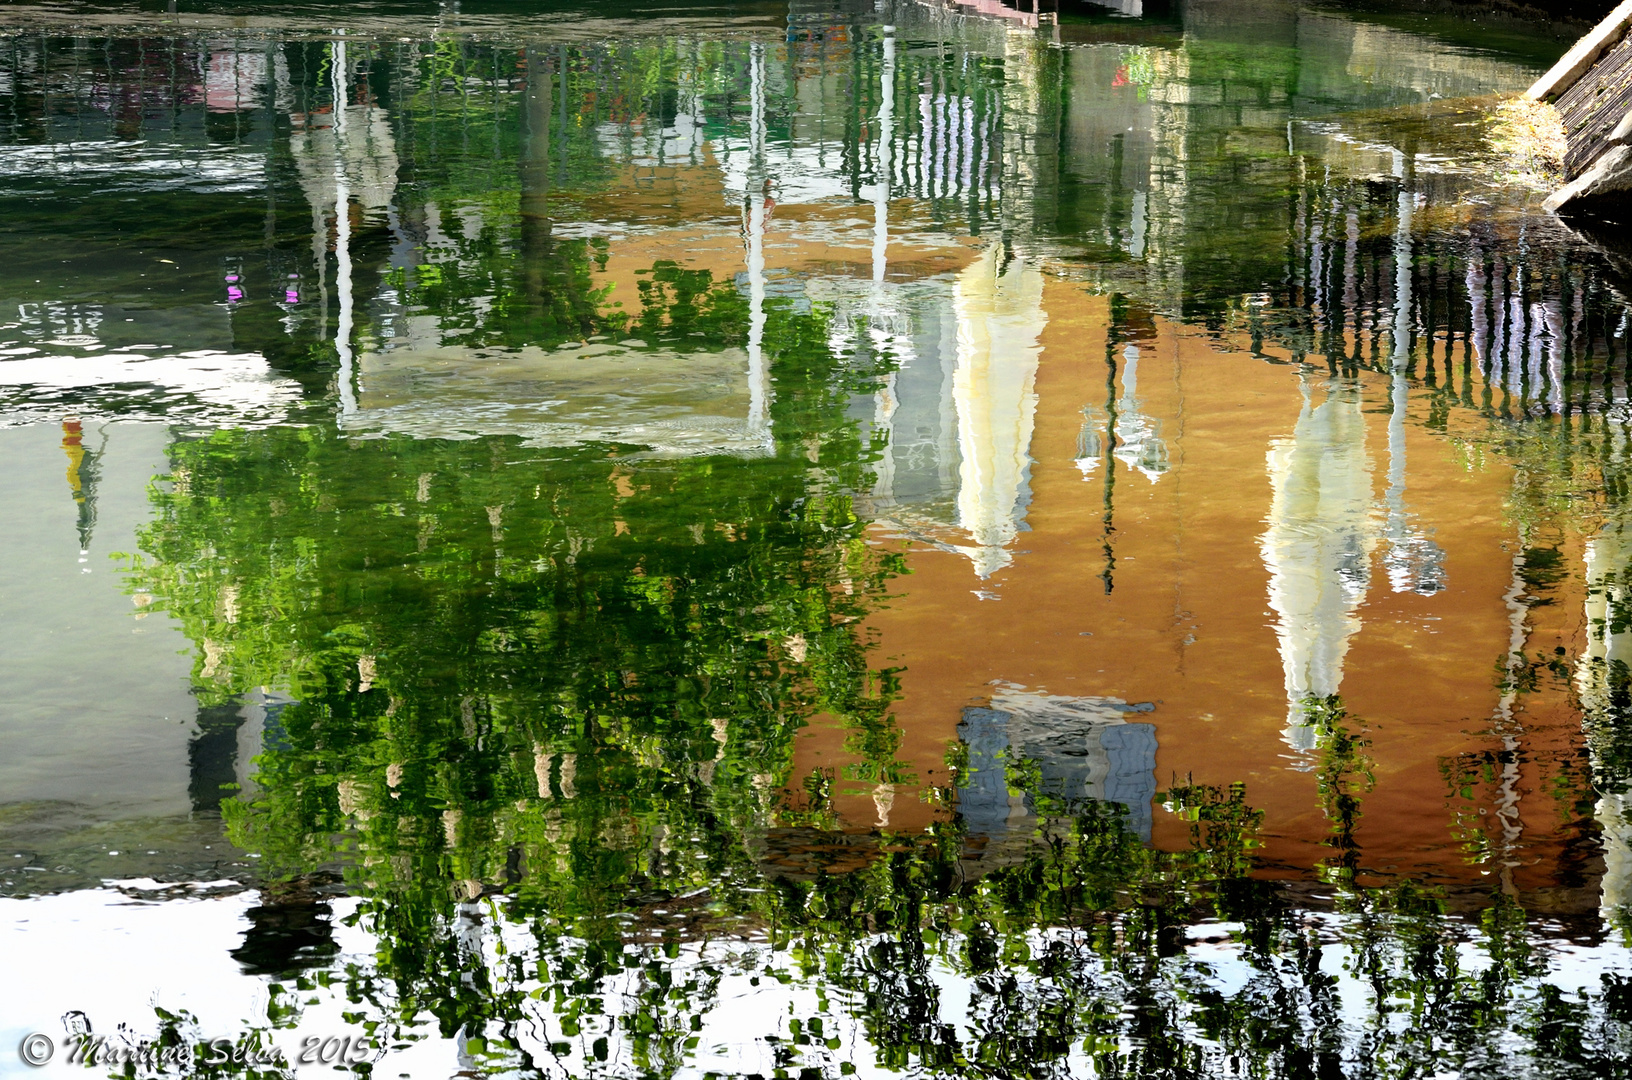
[1527,0,1632,101]
[1610,108,1632,144]
[1545,143,1632,211]
[1539,3,1632,211]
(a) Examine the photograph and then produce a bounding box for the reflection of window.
[1383,533,1447,595]
[1075,404,1105,476]
[1112,345,1170,482]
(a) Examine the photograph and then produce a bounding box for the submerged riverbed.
[3,0,1632,1075]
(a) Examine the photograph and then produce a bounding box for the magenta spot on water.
[227,286,245,302]
[285,290,300,303]
[224,274,240,283]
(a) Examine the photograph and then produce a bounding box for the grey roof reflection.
[957,689,1158,842]
[344,340,771,456]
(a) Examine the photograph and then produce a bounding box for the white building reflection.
[1380,154,1445,597]
[1259,152,1450,754]
[948,246,1046,577]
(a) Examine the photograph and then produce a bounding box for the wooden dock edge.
[1534,2,1632,212]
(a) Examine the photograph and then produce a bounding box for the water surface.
[4,0,1632,1075]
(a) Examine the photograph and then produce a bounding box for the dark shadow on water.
[230,875,344,976]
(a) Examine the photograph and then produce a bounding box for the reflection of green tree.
[125,276,926,1040]
[380,245,752,354]
[1301,694,1375,885]
[129,448,1632,1070]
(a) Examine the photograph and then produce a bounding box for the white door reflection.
[951,246,1046,579]
[1262,375,1376,753]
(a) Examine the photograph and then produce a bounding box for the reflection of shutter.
[1101,723,1157,841]
[955,707,1017,840]
[955,696,1159,842]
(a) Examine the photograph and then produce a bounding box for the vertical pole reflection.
[1488,549,1531,895]
[745,42,772,450]
[520,47,552,324]
[1467,242,1490,386]
[1380,152,1444,595]
[332,34,358,420]
[869,25,900,503]
[1100,299,1121,594]
[1384,158,1412,571]
[1344,205,1359,367]
[872,25,894,286]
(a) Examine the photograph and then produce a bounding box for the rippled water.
[4,0,1632,1076]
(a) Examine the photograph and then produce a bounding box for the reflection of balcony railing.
[7,16,1632,448]
[910,0,1059,30]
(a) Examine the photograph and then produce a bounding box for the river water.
[2,0,1632,1076]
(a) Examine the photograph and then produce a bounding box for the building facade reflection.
[1,0,1631,900]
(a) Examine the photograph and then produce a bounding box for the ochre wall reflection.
[791,273,1591,899]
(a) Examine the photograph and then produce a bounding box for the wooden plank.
[1558,31,1632,175]
[1526,0,1632,102]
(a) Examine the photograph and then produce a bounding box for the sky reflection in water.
[3,0,1632,1075]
